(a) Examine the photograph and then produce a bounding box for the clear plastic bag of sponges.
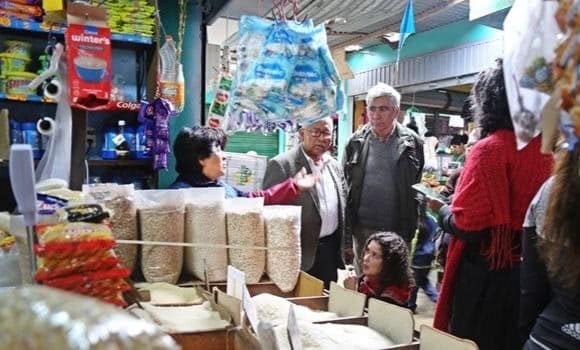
[0,285,180,350]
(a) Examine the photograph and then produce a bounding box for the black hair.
[424,131,435,138]
[450,134,466,146]
[470,58,513,138]
[173,127,228,176]
[364,232,415,292]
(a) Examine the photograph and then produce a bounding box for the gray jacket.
[343,123,424,243]
[263,146,346,271]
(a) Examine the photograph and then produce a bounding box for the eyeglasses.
[368,105,396,113]
[304,128,332,138]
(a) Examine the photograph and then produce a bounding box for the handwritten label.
[226,265,245,300]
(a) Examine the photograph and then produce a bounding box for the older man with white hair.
[263,117,346,288]
[343,83,424,274]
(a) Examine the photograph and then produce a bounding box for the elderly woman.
[429,59,553,350]
[169,126,317,204]
[343,232,414,307]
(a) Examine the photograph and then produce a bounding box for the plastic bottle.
[21,122,41,159]
[101,127,116,160]
[9,119,21,144]
[124,126,136,159]
[159,37,184,112]
[113,120,129,159]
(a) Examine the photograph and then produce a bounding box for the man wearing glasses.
[263,117,346,288]
[343,83,424,274]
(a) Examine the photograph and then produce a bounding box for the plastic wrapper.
[226,197,265,283]
[83,183,138,273]
[35,222,115,259]
[229,16,343,130]
[136,190,185,284]
[503,0,560,149]
[0,285,179,350]
[183,188,228,281]
[35,250,119,282]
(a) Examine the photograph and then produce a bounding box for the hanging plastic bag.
[503,0,560,149]
[138,98,176,170]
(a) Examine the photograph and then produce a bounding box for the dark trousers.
[307,232,340,290]
[409,267,438,310]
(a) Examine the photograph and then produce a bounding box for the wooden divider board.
[327,281,366,317]
[368,298,415,345]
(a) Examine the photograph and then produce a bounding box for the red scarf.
[433,131,553,331]
[358,275,411,306]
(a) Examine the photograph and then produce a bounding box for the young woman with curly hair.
[520,143,580,350]
[344,232,414,307]
[428,59,554,350]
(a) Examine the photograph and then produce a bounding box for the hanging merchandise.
[503,0,560,149]
[65,3,112,111]
[207,73,233,128]
[228,13,344,131]
[158,37,184,113]
[552,1,580,152]
[138,98,176,170]
[156,0,187,113]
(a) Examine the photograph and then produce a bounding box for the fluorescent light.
[345,44,363,52]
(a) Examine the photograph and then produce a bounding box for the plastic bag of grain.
[182,187,228,281]
[136,190,184,284]
[226,197,265,283]
[83,183,138,273]
[263,205,301,292]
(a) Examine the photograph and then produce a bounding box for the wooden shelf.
[1,159,152,168]
[87,159,152,168]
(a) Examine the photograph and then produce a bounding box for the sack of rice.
[264,205,301,292]
[83,183,138,273]
[226,197,265,283]
[136,190,185,284]
[183,187,228,281]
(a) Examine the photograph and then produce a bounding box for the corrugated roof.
[219,0,470,48]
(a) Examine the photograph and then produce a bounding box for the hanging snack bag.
[503,0,560,149]
[136,189,185,284]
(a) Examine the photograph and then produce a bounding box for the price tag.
[287,305,302,350]
[226,265,245,300]
[242,285,260,332]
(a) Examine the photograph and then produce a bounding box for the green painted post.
[158,1,203,188]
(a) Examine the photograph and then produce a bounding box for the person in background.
[520,143,580,350]
[169,126,318,205]
[263,117,345,289]
[428,58,553,350]
[408,196,439,313]
[440,128,482,199]
[449,134,468,166]
[344,232,414,307]
[343,82,424,274]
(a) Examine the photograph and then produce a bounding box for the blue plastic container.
[124,126,136,159]
[101,127,117,160]
[135,124,152,159]
[21,122,41,159]
[9,119,21,144]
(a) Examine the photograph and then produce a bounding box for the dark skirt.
[450,243,521,350]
